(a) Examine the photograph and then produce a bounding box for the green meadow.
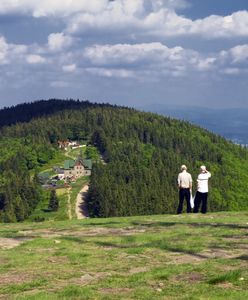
[0,212,247,300]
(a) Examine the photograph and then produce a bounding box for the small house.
[63,157,92,179]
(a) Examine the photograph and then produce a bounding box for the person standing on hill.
[193,166,211,214]
[177,165,193,214]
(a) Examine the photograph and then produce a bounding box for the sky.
[0,0,248,109]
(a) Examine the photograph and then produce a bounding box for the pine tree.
[48,189,59,211]
[14,195,25,222]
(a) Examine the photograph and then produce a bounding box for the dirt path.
[67,188,72,220]
[75,184,89,219]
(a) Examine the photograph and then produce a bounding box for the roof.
[83,159,92,170]
[63,158,92,170]
[64,160,75,170]
[38,172,50,179]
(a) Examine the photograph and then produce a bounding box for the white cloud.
[84,42,193,67]
[190,11,248,38]
[229,44,248,63]
[0,36,28,65]
[83,42,248,79]
[219,44,248,74]
[222,68,241,75]
[0,0,108,17]
[83,42,205,79]
[48,33,74,52]
[0,36,8,64]
[26,54,46,64]
[62,64,76,72]
[0,1,247,40]
[66,1,248,39]
[86,67,136,78]
[197,58,216,71]
[50,81,69,88]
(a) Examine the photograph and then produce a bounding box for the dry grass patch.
[0,237,32,249]
[129,267,149,274]
[200,248,245,259]
[166,253,205,264]
[98,287,132,295]
[174,272,204,283]
[0,272,36,286]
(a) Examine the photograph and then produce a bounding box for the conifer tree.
[48,189,59,211]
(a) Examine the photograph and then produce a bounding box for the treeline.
[0,138,55,222]
[0,99,102,128]
[0,99,248,221]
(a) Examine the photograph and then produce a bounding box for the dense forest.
[0,99,248,221]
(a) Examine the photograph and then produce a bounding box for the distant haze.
[138,104,248,145]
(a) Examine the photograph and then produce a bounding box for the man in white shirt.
[177,165,193,214]
[193,165,211,214]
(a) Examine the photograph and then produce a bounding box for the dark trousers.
[177,188,191,214]
[193,191,208,214]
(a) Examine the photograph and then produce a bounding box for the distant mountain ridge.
[139,104,248,145]
[0,99,113,128]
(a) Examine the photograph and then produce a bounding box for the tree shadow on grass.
[131,221,248,230]
[236,255,248,261]
[95,241,131,249]
[131,221,177,227]
[60,236,85,244]
[78,221,122,227]
[143,240,208,259]
[94,238,208,259]
[42,209,53,213]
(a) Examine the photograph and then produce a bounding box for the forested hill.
[0,99,111,128]
[0,99,248,222]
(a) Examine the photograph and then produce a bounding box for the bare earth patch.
[200,248,244,259]
[166,253,204,264]
[98,288,132,294]
[216,282,234,289]
[0,237,31,249]
[75,184,89,219]
[129,267,149,274]
[174,272,204,283]
[16,227,147,239]
[0,272,35,286]
[47,256,69,264]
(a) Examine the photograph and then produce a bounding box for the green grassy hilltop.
[0,212,247,300]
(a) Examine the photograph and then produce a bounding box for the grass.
[28,188,68,222]
[66,147,84,159]
[28,176,89,222]
[36,151,69,173]
[30,143,91,223]
[208,270,242,285]
[0,212,247,299]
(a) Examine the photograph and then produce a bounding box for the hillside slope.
[0,213,247,299]
[0,99,248,221]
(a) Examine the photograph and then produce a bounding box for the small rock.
[158,282,164,287]
[80,274,94,281]
[126,227,135,230]
[54,240,61,244]
[156,288,162,292]
[239,277,244,281]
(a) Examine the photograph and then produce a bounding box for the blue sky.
[0,0,248,109]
